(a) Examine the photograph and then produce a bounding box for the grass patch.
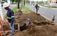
[12,7,17,13]
[21,5,31,14]
[12,4,31,14]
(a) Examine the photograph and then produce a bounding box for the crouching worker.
[3,2,15,36]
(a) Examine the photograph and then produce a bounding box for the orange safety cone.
[0,16,3,36]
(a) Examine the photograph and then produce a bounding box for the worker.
[3,2,15,36]
[52,15,55,22]
[35,4,39,14]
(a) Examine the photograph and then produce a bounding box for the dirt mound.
[14,11,54,26]
[22,25,57,36]
[14,10,57,36]
[13,25,57,36]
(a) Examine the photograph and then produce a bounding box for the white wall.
[0,3,4,20]
[7,0,10,4]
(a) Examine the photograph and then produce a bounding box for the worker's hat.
[3,2,10,8]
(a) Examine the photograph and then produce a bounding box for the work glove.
[7,16,14,19]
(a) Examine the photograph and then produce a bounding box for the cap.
[3,2,10,8]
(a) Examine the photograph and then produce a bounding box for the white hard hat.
[3,2,10,8]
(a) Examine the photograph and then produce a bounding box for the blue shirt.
[5,7,14,19]
[5,7,14,23]
[7,9,14,17]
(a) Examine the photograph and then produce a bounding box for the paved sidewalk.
[10,3,17,9]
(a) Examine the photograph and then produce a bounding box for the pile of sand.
[20,25,57,36]
[14,10,57,36]
[14,11,54,26]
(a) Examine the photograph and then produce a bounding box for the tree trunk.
[18,1,20,9]
[17,0,21,9]
[24,0,25,6]
[12,0,14,4]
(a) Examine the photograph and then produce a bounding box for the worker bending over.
[3,2,15,36]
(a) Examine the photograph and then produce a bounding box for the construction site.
[3,9,57,36]
[0,0,57,36]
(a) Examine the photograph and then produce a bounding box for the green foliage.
[12,7,17,13]
[12,4,31,14]
[11,0,16,2]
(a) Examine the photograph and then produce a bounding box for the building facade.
[48,0,57,6]
[48,0,57,3]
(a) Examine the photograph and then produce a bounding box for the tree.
[24,0,25,6]
[17,0,21,9]
[11,0,14,3]
[23,0,29,5]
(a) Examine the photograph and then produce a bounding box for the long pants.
[9,22,15,34]
[36,9,39,13]
[8,18,15,36]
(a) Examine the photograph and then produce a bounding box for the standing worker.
[3,2,15,36]
[35,4,39,14]
[52,15,55,22]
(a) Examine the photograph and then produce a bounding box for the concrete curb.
[39,5,57,24]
